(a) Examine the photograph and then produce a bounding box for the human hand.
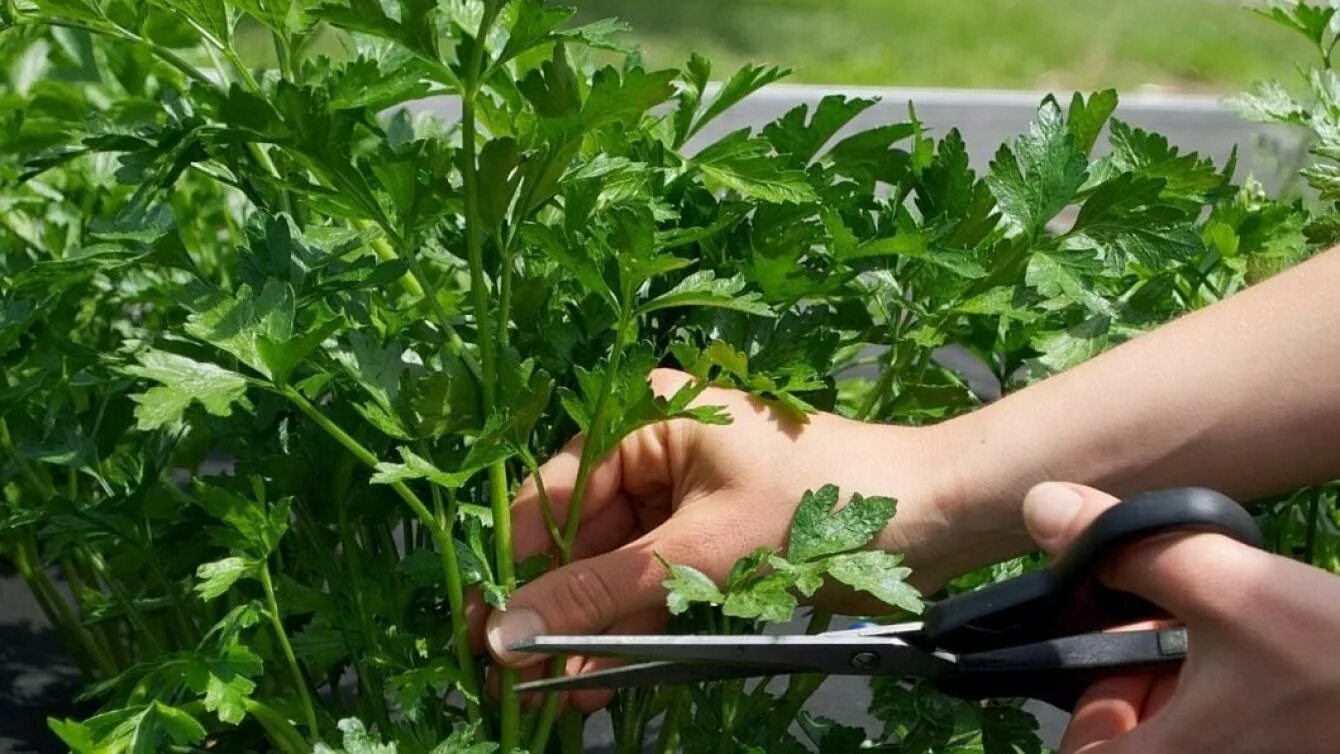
[1022,482,1340,754]
[476,369,966,710]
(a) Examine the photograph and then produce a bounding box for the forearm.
[929,245,1340,575]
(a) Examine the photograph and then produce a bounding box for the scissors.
[514,488,1262,711]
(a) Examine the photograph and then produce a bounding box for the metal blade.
[515,660,796,692]
[511,634,953,679]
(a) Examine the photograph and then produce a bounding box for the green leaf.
[388,658,463,723]
[786,485,897,564]
[844,233,986,278]
[195,557,255,601]
[1225,80,1309,125]
[312,0,441,67]
[695,132,819,204]
[1031,315,1114,372]
[762,95,878,165]
[580,66,678,131]
[430,725,500,754]
[638,271,772,317]
[185,279,339,384]
[150,0,237,44]
[824,551,923,614]
[331,331,404,412]
[495,0,576,67]
[659,557,725,615]
[185,644,263,725]
[1254,1,1336,45]
[981,703,1044,754]
[685,63,790,142]
[150,703,208,747]
[986,98,1088,235]
[721,570,798,623]
[371,444,511,489]
[314,718,398,754]
[123,350,252,431]
[1066,90,1118,155]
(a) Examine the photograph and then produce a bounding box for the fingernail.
[1023,482,1084,542]
[487,607,546,666]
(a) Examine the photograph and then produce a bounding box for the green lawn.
[570,0,1311,93]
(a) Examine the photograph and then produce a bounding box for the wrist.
[876,416,1036,590]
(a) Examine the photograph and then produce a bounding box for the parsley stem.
[434,487,487,732]
[459,3,518,741]
[1304,488,1323,565]
[258,562,320,741]
[245,699,309,754]
[14,538,118,678]
[361,226,483,383]
[561,306,636,551]
[533,305,637,753]
[280,386,488,730]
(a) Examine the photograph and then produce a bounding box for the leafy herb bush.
[1,1,1336,752]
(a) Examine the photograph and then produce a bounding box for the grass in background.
[571,0,1308,92]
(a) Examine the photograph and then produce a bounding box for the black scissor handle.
[922,487,1262,653]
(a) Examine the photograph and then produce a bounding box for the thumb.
[1022,481,1121,555]
[485,533,674,668]
[1022,482,1270,625]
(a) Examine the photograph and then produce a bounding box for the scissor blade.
[511,634,953,679]
[515,660,797,692]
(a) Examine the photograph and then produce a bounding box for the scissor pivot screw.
[850,651,880,671]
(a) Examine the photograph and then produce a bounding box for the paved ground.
[1,85,1280,752]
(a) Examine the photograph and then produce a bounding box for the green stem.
[15,541,116,678]
[362,227,482,382]
[527,656,567,753]
[333,461,394,734]
[561,308,635,551]
[272,29,293,80]
[259,563,320,741]
[459,3,519,739]
[0,419,56,499]
[434,488,486,733]
[282,387,487,722]
[654,689,687,754]
[282,386,437,528]
[245,698,311,754]
[1304,489,1322,565]
[774,611,833,723]
[532,308,637,753]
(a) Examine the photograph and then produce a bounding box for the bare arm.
[921,245,1340,577]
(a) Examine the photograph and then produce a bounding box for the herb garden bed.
[4,1,1340,753]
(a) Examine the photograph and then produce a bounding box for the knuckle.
[553,562,621,627]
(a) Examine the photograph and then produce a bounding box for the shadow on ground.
[0,566,88,754]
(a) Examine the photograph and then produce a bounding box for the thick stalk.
[258,563,320,741]
[459,3,519,736]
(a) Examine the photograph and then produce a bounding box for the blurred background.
[571,0,1306,93]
